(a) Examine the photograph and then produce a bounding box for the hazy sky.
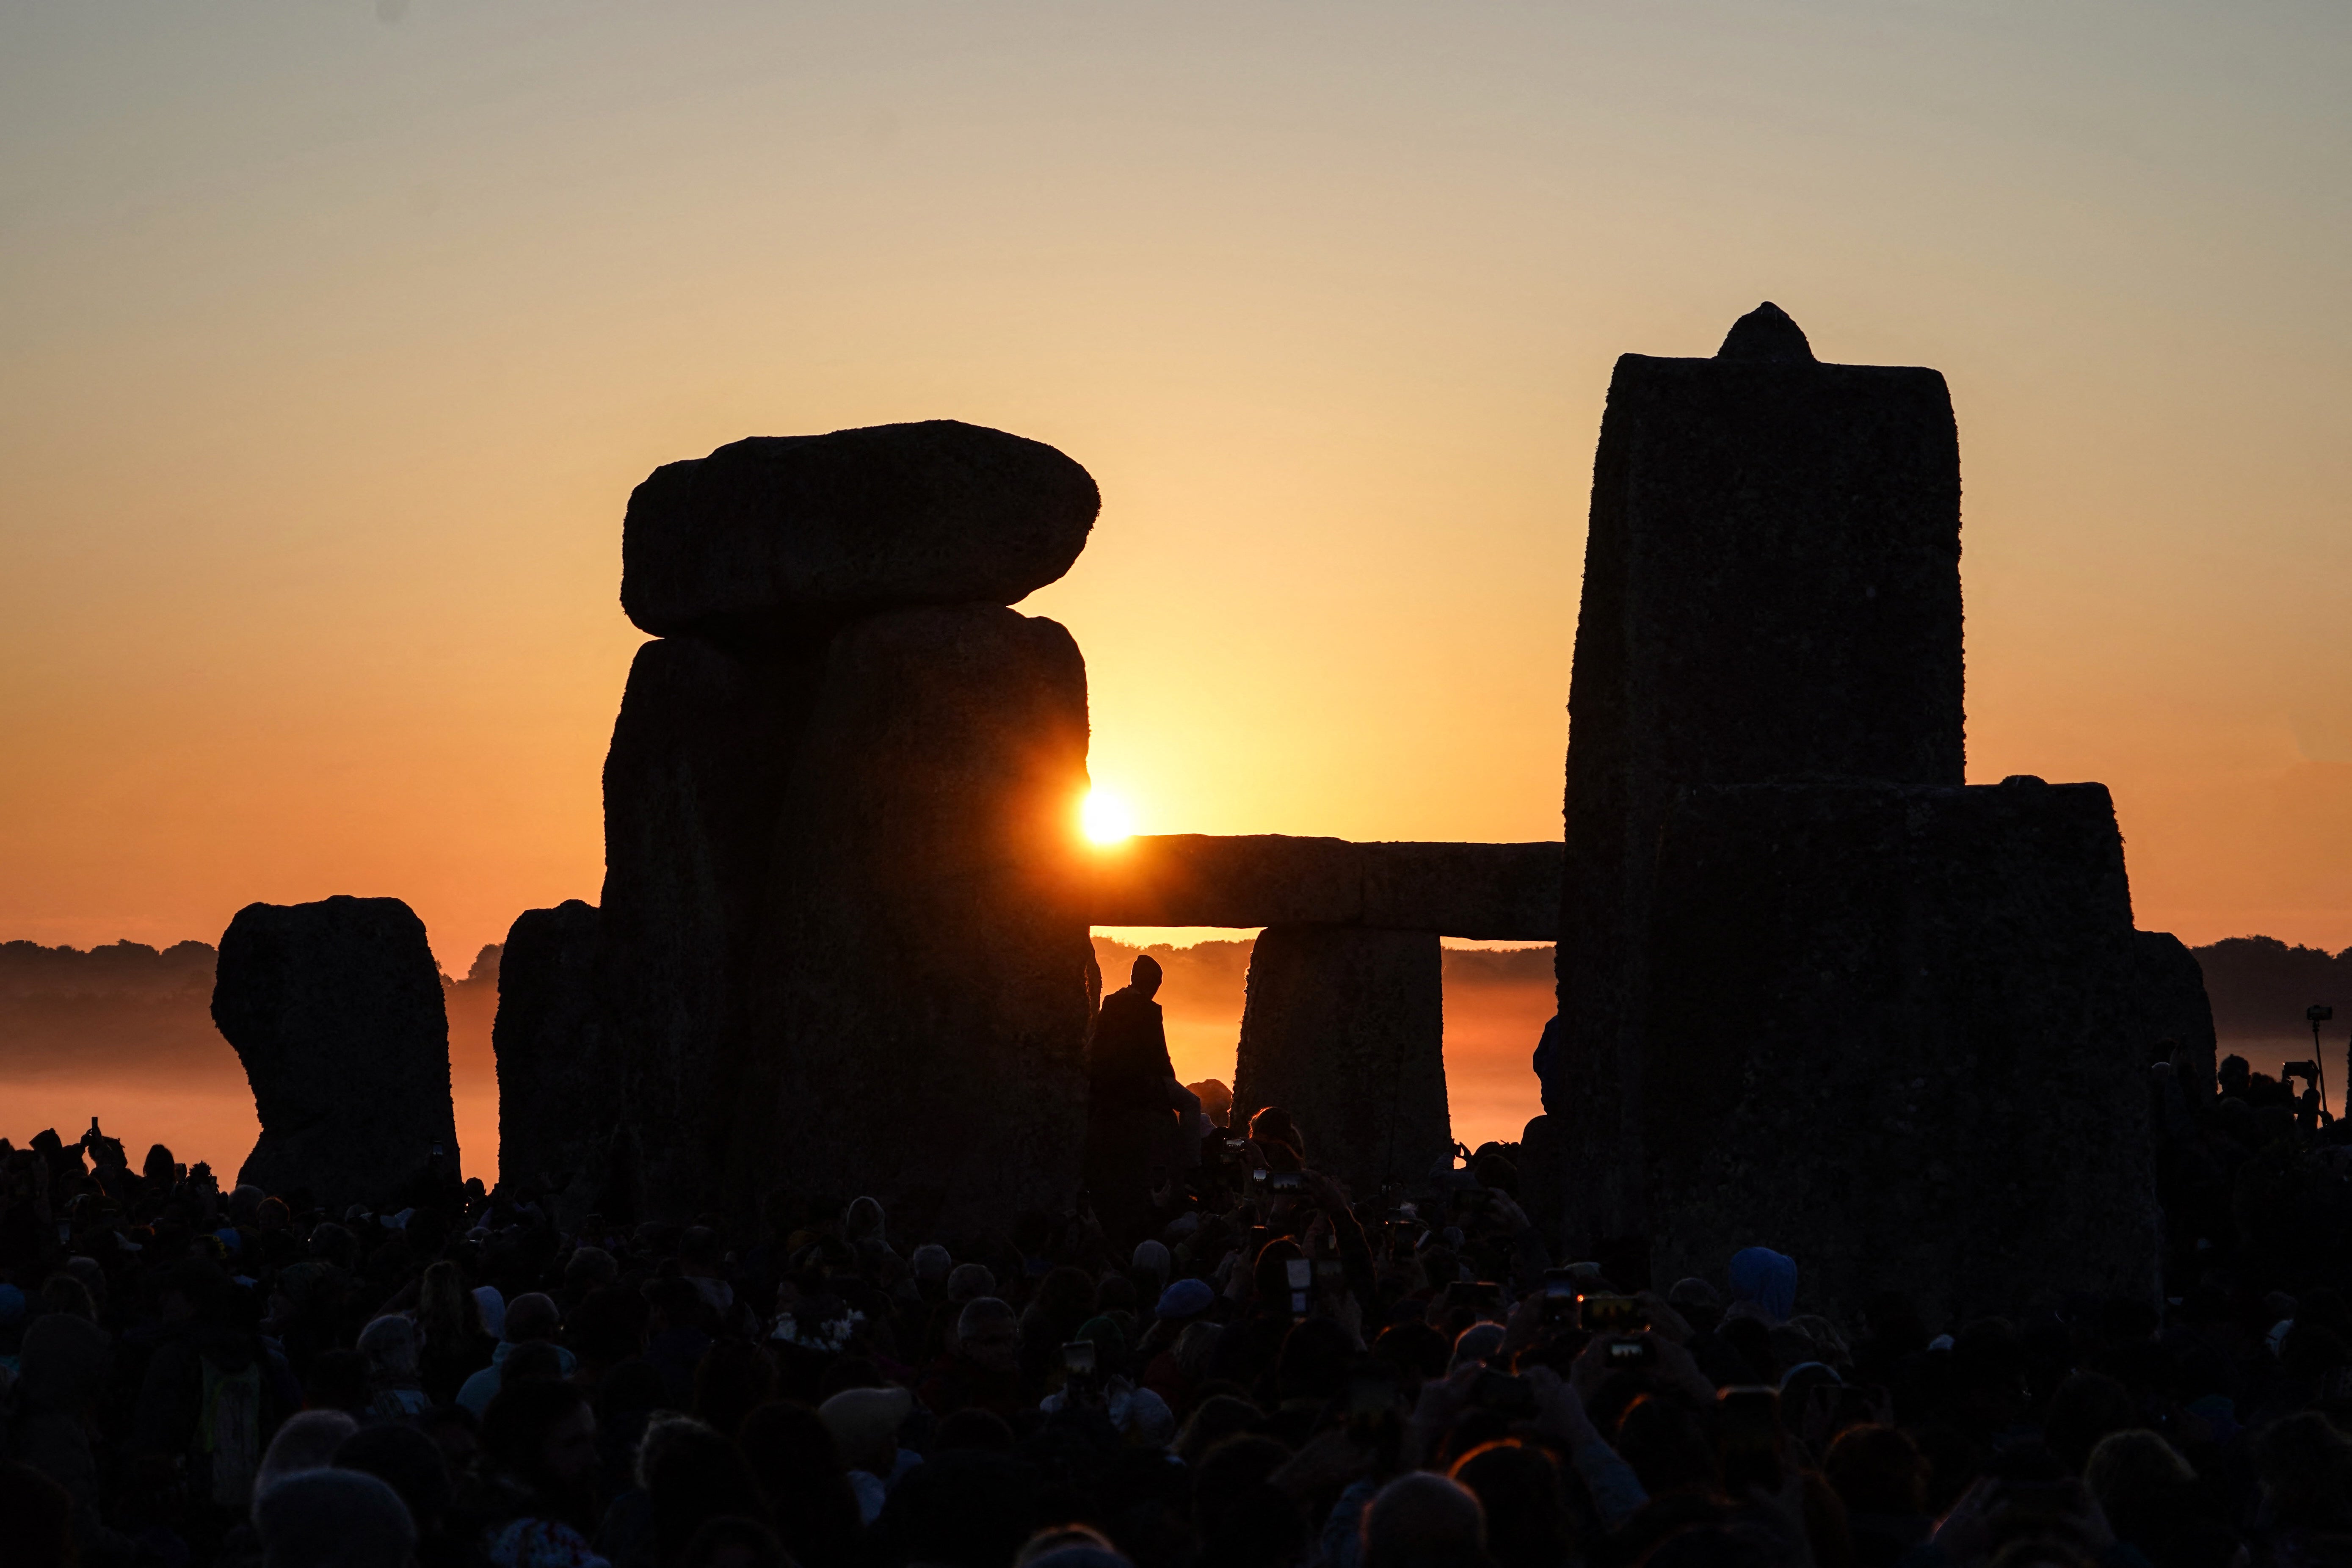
[3,1,2348,970]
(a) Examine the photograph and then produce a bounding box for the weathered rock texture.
[491,900,605,1213]
[622,421,1099,638]
[1555,304,1965,1251]
[1086,835,1561,938]
[2134,930,2219,1102]
[1234,925,1450,1197]
[595,602,1096,1224]
[741,605,1096,1231]
[1640,778,2159,1327]
[211,896,458,1207]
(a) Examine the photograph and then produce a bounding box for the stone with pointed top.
[1716,301,1814,362]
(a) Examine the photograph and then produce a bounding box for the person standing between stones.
[1085,955,1192,1241]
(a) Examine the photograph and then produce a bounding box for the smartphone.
[1607,1336,1657,1367]
[1460,1281,1505,1314]
[1717,1386,1784,1494]
[1472,1369,1539,1416]
[1314,1258,1344,1285]
[1542,1268,1579,1325]
[1578,1293,1647,1333]
[1224,1138,1247,1153]
[1268,1171,1304,1194]
[1061,1341,1097,1377]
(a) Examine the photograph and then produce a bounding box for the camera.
[1607,1336,1657,1366]
[1578,1293,1647,1333]
[1061,1341,1097,1378]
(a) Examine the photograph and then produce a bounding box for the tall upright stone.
[597,420,1101,1225]
[211,896,459,1208]
[1555,304,1965,1252]
[1233,926,1450,1197]
[1640,777,2158,1325]
[743,604,1094,1234]
[2134,930,2219,1101]
[492,900,605,1215]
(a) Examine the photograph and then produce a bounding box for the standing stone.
[621,420,1100,637]
[491,900,604,1216]
[211,896,459,1208]
[1555,304,1965,1253]
[1233,926,1450,1197]
[742,604,1096,1237]
[595,632,828,1213]
[1640,777,2157,1326]
[2134,930,2219,1101]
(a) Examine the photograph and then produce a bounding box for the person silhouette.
[1083,955,1183,1242]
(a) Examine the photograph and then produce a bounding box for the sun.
[1080,787,1135,845]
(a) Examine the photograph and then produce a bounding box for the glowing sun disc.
[1082,788,1135,844]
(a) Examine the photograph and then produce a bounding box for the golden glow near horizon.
[1081,787,1137,846]
[0,6,2348,971]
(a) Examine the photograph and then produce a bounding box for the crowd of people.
[0,1008,2348,1567]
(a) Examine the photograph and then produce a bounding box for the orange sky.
[4,2,2351,983]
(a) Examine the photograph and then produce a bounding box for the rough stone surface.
[1640,778,2158,1328]
[621,420,1099,638]
[742,604,1096,1236]
[1555,309,1964,1253]
[492,900,605,1215]
[1233,925,1449,1198]
[595,631,827,1213]
[2134,929,2219,1101]
[211,896,458,1207]
[1085,835,1560,938]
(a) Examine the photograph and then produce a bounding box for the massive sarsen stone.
[1555,304,1964,1252]
[211,896,458,1207]
[741,604,1095,1235]
[2134,929,2218,1101]
[492,900,605,1212]
[622,421,1099,637]
[1233,925,1450,1197]
[1641,778,2158,1327]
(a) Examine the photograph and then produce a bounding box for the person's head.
[1361,1472,1487,1568]
[564,1246,618,1295]
[819,1385,913,1476]
[948,1263,997,1306]
[1825,1424,1927,1517]
[502,1339,566,1389]
[1451,1440,1575,1568]
[1614,1394,1719,1497]
[646,1419,773,1566]
[416,1259,475,1334]
[1727,1248,1797,1324]
[912,1243,953,1286]
[39,1273,94,1320]
[959,1298,1020,1373]
[335,1423,454,1533]
[1130,955,1163,999]
[254,1410,362,1516]
[2250,1411,2352,1530]
[844,1195,886,1242]
[1248,1107,1304,1162]
[738,1400,862,1561]
[502,1291,560,1345]
[254,1468,415,1568]
[678,1516,792,1568]
[2082,1430,2193,1538]
[482,1378,599,1495]
[695,1339,780,1436]
[2042,1371,2137,1475]
[1017,1524,1133,1566]
[356,1314,420,1384]
[1194,1435,1301,1568]
[0,1460,72,1568]
[1173,1396,1263,1467]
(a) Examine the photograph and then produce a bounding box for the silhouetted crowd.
[3,1044,2350,1568]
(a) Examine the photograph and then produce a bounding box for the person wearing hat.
[819,1385,916,1524]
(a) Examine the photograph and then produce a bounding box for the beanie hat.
[1155,1278,1215,1321]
